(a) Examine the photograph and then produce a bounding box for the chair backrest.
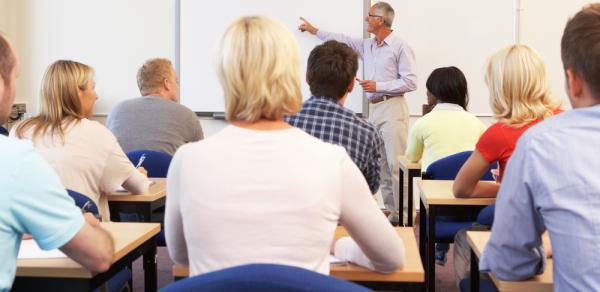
[126,150,172,178]
[423,151,497,181]
[476,204,495,226]
[160,264,371,292]
[67,189,100,217]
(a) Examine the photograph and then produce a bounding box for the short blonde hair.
[485,45,560,126]
[137,58,173,96]
[16,60,94,140]
[216,16,302,122]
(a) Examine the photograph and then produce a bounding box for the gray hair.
[372,2,395,28]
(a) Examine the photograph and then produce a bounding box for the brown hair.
[307,40,358,100]
[16,60,94,141]
[137,58,174,96]
[0,33,15,86]
[561,4,600,99]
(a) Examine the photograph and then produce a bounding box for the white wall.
[1,0,176,115]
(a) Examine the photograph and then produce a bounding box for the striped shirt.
[286,96,382,193]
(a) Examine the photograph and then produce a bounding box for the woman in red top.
[453,45,562,198]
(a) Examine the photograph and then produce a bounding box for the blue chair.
[476,204,495,227]
[161,263,371,292]
[421,151,498,265]
[66,189,132,292]
[0,126,8,136]
[422,151,497,242]
[125,150,172,246]
[126,150,172,178]
[459,277,497,292]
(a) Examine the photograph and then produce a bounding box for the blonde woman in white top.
[165,16,404,276]
[13,60,150,221]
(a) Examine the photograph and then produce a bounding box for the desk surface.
[17,222,160,278]
[398,155,421,172]
[107,178,166,202]
[418,179,496,206]
[467,231,553,292]
[173,226,424,283]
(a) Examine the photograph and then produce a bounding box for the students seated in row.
[0,33,113,291]
[165,16,404,276]
[406,66,486,171]
[481,5,600,290]
[453,44,562,198]
[452,44,559,285]
[286,40,383,194]
[107,58,203,156]
[12,60,150,221]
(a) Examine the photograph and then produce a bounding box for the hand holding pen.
[135,153,148,176]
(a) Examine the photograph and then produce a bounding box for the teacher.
[300,1,417,224]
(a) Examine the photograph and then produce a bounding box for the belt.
[370,95,401,104]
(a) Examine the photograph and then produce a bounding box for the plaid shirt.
[286,96,382,193]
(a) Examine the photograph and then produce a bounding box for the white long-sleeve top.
[165,125,404,276]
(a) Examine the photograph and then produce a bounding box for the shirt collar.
[433,103,465,111]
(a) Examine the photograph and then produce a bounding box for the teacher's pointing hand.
[298,17,318,34]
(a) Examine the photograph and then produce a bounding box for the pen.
[135,153,147,168]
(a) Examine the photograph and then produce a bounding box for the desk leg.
[407,170,416,226]
[470,249,479,292]
[419,198,426,266]
[427,206,436,292]
[143,243,157,292]
[399,167,405,226]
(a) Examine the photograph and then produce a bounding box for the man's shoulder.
[0,136,35,164]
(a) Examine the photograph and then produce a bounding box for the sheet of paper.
[115,180,155,192]
[328,255,347,265]
[18,240,66,259]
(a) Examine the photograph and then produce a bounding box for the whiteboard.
[178,0,366,115]
[392,0,515,116]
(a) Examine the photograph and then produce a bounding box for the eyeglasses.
[368,14,383,18]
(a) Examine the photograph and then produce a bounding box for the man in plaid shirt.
[287,40,383,194]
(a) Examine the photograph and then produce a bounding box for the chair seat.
[426,219,474,240]
[459,277,497,292]
[161,263,370,292]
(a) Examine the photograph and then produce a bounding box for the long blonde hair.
[216,16,302,122]
[486,45,560,126]
[16,60,94,140]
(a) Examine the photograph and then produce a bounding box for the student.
[406,66,486,266]
[165,16,404,276]
[406,66,486,171]
[13,60,150,221]
[286,40,383,194]
[453,45,561,198]
[480,5,600,290]
[451,44,560,285]
[107,58,203,156]
[0,33,113,291]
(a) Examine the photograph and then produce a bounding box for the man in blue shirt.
[0,33,114,291]
[286,40,383,194]
[480,4,600,290]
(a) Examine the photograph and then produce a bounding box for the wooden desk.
[398,155,421,226]
[467,231,553,292]
[172,226,424,291]
[14,222,160,292]
[108,178,166,222]
[417,179,495,292]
